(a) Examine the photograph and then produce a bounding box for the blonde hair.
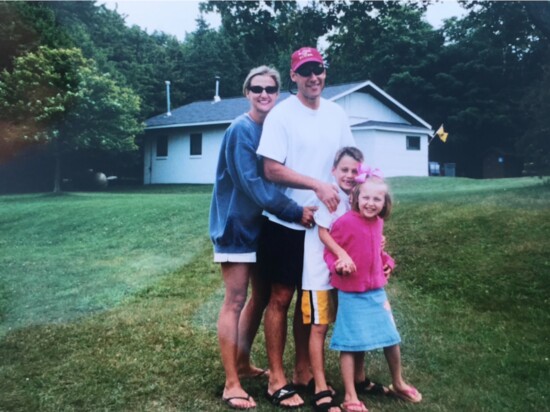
[350,178,393,220]
[242,65,281,96]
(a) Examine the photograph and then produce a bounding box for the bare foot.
[223,388,256,409]
[266,384,304,408]
[238,365,269,380]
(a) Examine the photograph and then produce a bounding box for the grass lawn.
[1,178,549,411]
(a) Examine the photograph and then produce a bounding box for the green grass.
[1,178,549,411]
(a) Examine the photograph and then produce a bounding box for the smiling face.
[354,180,388,220]
[246,74,279,123]
[290,62,326,109]
[332,154,361,194]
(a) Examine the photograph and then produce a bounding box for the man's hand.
[300,206,318,228]
[314,181,340,213]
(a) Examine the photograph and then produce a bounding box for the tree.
[0,46,142,192]
[200,0,331,84]
[180,16,245,102]
[520,0,550,175]
[430,1,549,176]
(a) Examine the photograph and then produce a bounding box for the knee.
[249,286,270,309]
[310,324,328,337]
[268,290,293,312]
[223,291,247,313]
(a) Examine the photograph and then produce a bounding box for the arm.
[226,128,310,224]
[263,157,340,213]
[319,226,356,274]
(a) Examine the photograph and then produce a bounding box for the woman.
[209,66,315,410]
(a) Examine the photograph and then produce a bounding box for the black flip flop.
[311,390,339,412]
[222,395,255,410]
[355,378,389,396]
[265,384,304,409]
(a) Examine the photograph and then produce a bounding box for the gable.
[144,80,432,133]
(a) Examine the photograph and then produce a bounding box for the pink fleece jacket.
[324,211,395,293]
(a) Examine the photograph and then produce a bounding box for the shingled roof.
[145,80,430,130]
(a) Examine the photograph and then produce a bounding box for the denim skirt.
[330,288,401,352]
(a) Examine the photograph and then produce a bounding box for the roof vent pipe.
[165,80,172,116]
[213,76,221,103]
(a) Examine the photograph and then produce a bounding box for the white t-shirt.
[302,186,351,290]
[257,95,355,230]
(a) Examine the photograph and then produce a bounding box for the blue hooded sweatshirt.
[209,113,303,254]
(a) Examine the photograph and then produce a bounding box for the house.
[143,80,433,184]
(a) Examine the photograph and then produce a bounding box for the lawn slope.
[1,179,548,411]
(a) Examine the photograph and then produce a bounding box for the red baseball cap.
[291,47,324,72]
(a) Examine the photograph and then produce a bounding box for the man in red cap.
[257,47,355,410]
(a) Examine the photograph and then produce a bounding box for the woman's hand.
[300,206,318,228]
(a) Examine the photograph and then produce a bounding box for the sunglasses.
[295,63,325,77]
[248,85,278,94]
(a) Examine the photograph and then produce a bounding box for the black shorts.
[258,218,305,288]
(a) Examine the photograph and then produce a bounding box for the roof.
[352,120,431,133]
[145,80,431,131]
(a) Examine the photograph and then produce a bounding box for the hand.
[335,259,354,276]
[300,206,318,228]
[383,264,393,279]
[314,181,340,213]
[336,253,356,274]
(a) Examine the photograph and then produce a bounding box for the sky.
[102,0,468,42]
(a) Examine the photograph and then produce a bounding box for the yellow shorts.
[301,289,336,325]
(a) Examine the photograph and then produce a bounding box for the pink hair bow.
[355,164,384,183]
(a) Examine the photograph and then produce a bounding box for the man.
[258,47,355,409]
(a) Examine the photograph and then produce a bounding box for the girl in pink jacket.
[324,169,422,412]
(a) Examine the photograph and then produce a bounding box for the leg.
[264,283,304,407]
[309,323,329,391]
[384,344,422,402]
[218,263,256,408]
[304,290,336,393]
[310,323,340,412]
[384,344,405,389]
[292,290,312,385]
[353,351,366,383]
[237,263,270,377]
[340,352,368,411]
[353,352,389,395]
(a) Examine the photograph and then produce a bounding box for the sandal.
[311,390,340,412]
[340,401,368,412]
[222,395,256,410]
[388,384,422,403]
[265,384,304,409]
[294,378,337,396]
[354,378,389,396]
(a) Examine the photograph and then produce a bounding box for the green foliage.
[0,46,142,191]
[427,1,549,176]
[1,0,550,181]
